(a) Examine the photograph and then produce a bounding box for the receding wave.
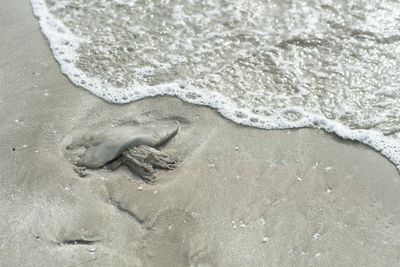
[31,0,400,171]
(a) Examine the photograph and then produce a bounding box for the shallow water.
[31,0,400,170]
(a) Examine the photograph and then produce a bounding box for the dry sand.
[1,1,400,266]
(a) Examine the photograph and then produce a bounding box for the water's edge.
[31,0,400,172]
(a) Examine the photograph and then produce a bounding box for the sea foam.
[31,0,400,171]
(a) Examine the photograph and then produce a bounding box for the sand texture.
[1,1,400,266]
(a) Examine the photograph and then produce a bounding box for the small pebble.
[239,221,247,228]
[234,146,239,151]
[312,162,319,169]
[297,177,302,182]
[231,221,236,229]
[262,237,269,243]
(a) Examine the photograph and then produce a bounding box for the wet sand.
[1,1,400,266]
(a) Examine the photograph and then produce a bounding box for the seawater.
[31,0,400,171]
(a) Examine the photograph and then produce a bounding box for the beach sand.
[1,1,400,266]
